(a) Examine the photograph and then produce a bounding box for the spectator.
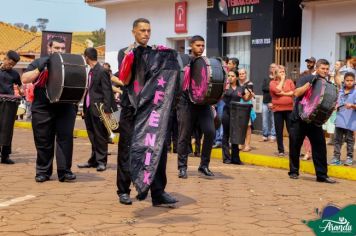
[300,57,316,77]
[261,63,277,142]
[269,65,295,156]
[330,72,356,166]
[238,68,255,152]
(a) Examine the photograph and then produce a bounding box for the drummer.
[0,50,21,164]
[21,37,77,183]
[288,59,336,184]
[177,35,215,178]
[221,69,253,164]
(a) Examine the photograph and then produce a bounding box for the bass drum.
[189,56,225,105]
[298,78,338,126]
[47,53,87,103]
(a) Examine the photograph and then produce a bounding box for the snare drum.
[298,78,338,126]
[189,56,226,105]
[47,53,87,103]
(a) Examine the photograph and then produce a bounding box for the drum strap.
[183,66,190,91]
[34,70,49,88]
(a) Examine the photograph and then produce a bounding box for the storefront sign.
[251,38,271,46]
[218,0,260,16]
[175,1,187,33]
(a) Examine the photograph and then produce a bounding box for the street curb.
[14,121,356,181]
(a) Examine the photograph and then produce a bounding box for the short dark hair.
[316,59,329,68]
[103,62,111,69]
[222,56,229,64]
[229,68,239,77]
[6,50,20,63]
[84,47,98,61]
[133,18,150,28]
[344,72,355,80]
[48,36,65,47]
[230,57,239,67]
[190,35,205,44]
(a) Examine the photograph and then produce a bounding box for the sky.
[1,0,105,32]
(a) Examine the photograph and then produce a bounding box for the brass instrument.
[94,102,119,143]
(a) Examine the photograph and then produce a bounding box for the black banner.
[129,47,179,196]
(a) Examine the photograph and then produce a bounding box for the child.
[330,72,356,166]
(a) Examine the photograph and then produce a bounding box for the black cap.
[305,57,316,63]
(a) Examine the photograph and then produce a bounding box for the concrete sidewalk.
[14,119,356,181]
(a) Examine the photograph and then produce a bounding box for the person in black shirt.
[21,37,77,183]
[0,50,21,164]
[288,59,336,184]
[221,69,253,164]
[77,48,116,172]
[177,35,215,178]
[116,18,177,206]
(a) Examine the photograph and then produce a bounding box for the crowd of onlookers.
[261,56,356,166]
[13,55,356,167]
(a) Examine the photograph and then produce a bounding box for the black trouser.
[0,145,11,159]
[84,105,108,166]
[222,108,240,163]
[289,119,328,179]
[167,108,178,152]
[116,106,167,199]
[31,102,76,178]
[273,111,291,153]
[177,100,215,170]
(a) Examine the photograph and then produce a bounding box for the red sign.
[175,1,187,33]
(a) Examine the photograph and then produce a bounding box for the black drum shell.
[230,102,252,145]
[47,53,87,103]
[298,79,338,126]
[189,57,225,105]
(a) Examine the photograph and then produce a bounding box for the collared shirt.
[0,68,21,95]
[335,88,356,131]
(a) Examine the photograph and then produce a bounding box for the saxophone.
[94,102,119,143]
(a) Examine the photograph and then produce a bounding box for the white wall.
[300,1,356,71]
[104,0,206,71]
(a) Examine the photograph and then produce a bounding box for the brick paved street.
[0,128,355,236]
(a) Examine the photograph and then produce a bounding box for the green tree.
[36,18,49,31]
[30,26,38,33]
[90,28,105,46]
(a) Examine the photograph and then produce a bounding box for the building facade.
[88,0,207,71]
[301,0,356,70]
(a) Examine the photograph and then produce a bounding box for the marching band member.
[0,50,21,164]
[21,37,77,183]
[77,48,116,172]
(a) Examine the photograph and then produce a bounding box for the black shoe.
[59,172,76,182]
[77,163,96,168]
[317,177,336,184]
[231,161,244,165]
[96,164,106,172]
[198,167,214,176]
[194,152,201,157]
[178,169,188,179]
[119,193,132,205]
[1,158,15,164]
[152,192,178,206]
[35,175,50,183]
[223,159,232,164]
[289,173,299,179]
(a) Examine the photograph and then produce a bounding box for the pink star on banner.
[157,76,166,88]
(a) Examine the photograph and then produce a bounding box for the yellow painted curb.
[14,121,356,181]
